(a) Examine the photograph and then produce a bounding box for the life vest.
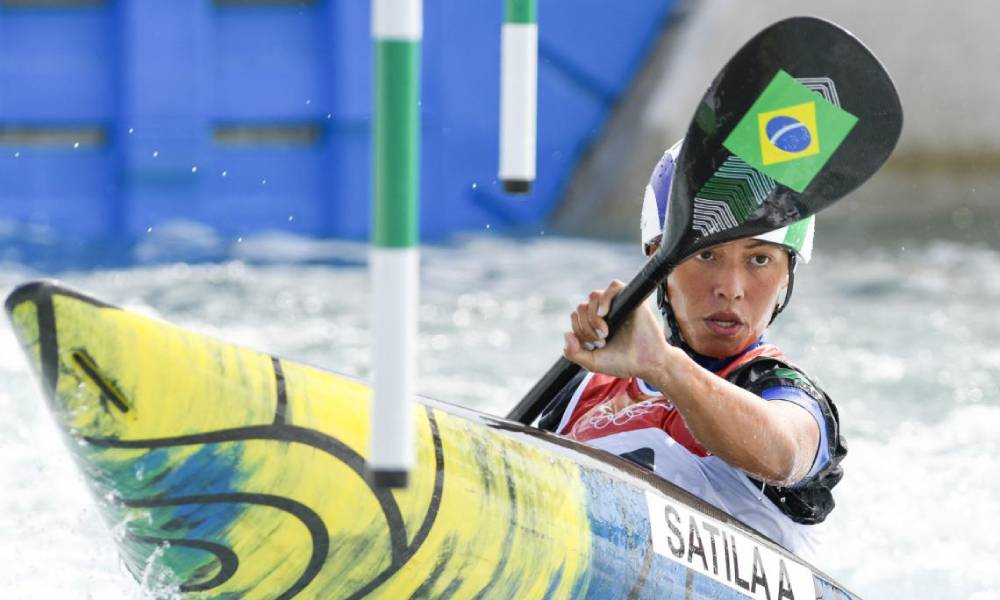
[553,343,846,526]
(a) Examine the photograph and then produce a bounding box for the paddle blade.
[660,16,903,262]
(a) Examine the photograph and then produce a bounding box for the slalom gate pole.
[499,0,538,194]
[370,0,422,488]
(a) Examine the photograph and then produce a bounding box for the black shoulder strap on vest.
[725,357,848,525]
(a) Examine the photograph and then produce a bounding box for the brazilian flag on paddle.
[723,69,859,192]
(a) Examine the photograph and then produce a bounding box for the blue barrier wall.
[0,0,675,250]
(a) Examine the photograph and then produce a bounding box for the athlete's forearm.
[643,350,812,485]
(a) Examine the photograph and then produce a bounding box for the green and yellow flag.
[723,70,858,192]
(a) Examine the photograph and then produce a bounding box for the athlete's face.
[666,238,790,358]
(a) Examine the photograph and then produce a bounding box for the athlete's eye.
[750,254,771,266]
[697,250,714,261]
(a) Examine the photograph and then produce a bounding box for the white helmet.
[640,139,814,262]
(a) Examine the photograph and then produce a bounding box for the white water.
[1,234,998,599]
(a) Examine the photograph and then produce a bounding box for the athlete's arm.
[643,353,820,486]
[563,280,819,486]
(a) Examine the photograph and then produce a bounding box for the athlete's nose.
[713,265,746,301]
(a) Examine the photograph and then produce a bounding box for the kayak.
[6,280,860,599]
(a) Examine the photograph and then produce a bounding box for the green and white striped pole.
[370,0,421,488]
[499,0,537,194]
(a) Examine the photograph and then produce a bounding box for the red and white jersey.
[555,347,827,560]
[558,374,708,455]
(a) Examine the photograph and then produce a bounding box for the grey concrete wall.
[554,0,1000,249]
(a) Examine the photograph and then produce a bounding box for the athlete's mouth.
[705,312,743,334]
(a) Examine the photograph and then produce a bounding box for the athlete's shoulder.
[728,344,826,401]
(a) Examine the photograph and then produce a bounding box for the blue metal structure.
[0,0,675,256]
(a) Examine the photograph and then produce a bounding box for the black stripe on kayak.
[5,281,112,401]
[72,349,129,413]
[84,406,447,598]
[345,406,446,599]
[272,356,288,425]
[625,537,655,600]
[37,290,59,396]
[403,533,457,599]
[84,424,407,567]
[404,406,446,559]
[123,493,326,599]
[5,280,115,313]
[471,446,518,599]
[126,533,239,592]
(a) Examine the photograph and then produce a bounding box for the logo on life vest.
[585,399,673,431]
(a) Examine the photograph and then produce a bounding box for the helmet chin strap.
[655,280,687,348]
[656,251,798,346]
[769,252,797,324]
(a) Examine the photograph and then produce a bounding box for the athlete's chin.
[697,344,742,359]
[690,331,752,359]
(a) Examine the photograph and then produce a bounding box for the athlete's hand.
[562,280,672,380]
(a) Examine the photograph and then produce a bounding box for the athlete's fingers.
[591,280,625,339]
[571,307,597,349]
[563,331,580,355]
[563,332,596,369]
[578,300,601,341]
[586,290,607,342]
[598,280,626,319]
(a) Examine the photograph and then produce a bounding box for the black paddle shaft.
[507,252,673,423]
[508,17,903,425]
